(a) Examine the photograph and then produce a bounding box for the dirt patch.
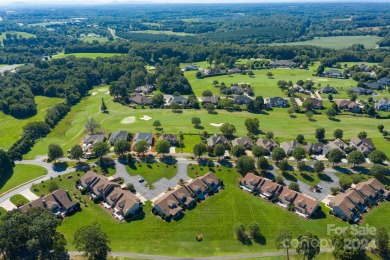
[121,116,136,124]
[140,115,152,121]
[210,123,223,127]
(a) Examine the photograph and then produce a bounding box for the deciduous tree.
[272,147,286,163]
[114,139,130,157]
[220,123,236,137]
[347,150,365,167]
[236,156,255,173]
[368,150,387,164]
[333,129,343,139]
[296,232,320,260]
[85,117,100,135]
[213,144,225,159]
[275,229,293,260]
[133,140,150,156]
[193,143,207,159]
[155,140,171,156]
[73,222,111,260]
[70,144,84,161]
[48,144,63,162]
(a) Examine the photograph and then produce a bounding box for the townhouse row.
[78,171,142,221]
[152,173,222,221]
[240,172,319,219]
[329,178,389,223]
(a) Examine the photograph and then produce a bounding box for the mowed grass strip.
[271,36,383,49]
[0,165,47,195]
[125,162,177,184]
[0,96,64,150]
[26,86,390,159]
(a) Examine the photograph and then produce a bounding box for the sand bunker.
[121,116,136,124]
[105,91,110,95]
[140,115,152,121]
[210,123,223,127]
[98,88,108,92]
[91,92,98,96]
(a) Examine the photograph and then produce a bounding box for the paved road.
[69,248,333,260]
[0,158,76,204]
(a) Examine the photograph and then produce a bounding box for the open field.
[129,30,195,36]
[52,53,124,59]
[271,36,383,49]
[0,96,64,151]
[185,63,359,99]
[0,31,36,45]
[25,86,390,159]
[0,165,47,195]
[126,162,178,184]
[33,168,351,256]
[29,21,68,27]
[79,36,109,43]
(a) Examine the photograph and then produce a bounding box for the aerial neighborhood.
[0,3,390,259]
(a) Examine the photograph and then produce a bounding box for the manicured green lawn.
[182,134,202,153]
[31,172,82,197]
[26,86,390,159]
[52,53,124,59]
[125,162,177,184]
[185,62,359,99]
[10,194,29,207]
[50,167,348,256]
[272,36,382,49]
[361,201,390,234]
[0,96,64,151]
[275,169,331,187]
[79,36,109,43]
[0,165,47,195]
[0,31,36,45]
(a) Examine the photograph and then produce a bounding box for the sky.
[1,0,389,5]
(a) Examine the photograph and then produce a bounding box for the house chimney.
[42,199,47,208]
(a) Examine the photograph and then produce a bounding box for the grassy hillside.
[0,96,64,151]
[0,165,47,195]
[29,167,389,256]
[184,62,370,99]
